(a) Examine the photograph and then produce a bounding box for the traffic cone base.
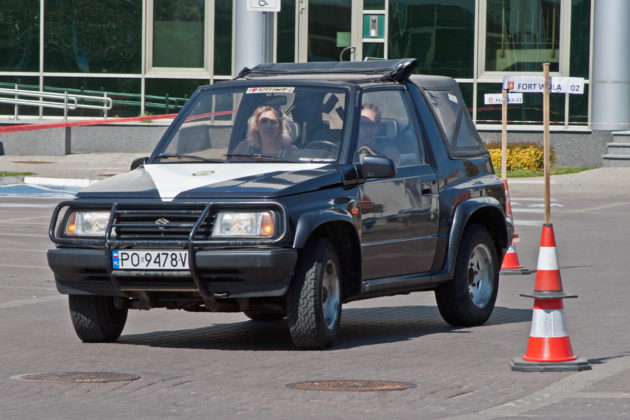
[510,357,591,372]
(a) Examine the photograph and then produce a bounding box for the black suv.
[48,59,512,349]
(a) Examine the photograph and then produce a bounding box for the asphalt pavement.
[2,152,630,195]
[2,154,630,418]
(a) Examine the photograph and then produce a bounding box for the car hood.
[76,162,341,201]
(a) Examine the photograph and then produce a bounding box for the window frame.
[477,0,572,78]
[145,0,214,77]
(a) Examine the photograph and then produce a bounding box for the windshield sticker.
[448,93,458,104]
[246,87,295,94]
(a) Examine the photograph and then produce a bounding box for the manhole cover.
[286,380,416,392]
[98,174,116,177]
[13,372,140,383]
[12,161,54,165]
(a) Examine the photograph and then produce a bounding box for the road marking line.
[0,203,56,208]
[512,209,544,214]
[514,220,543,226]
[0,295,65,309]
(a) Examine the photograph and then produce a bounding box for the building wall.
[0,1,592,130]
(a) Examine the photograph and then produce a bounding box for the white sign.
[503,76,585,94]
[503,76,545,93]
[247,0,281,12]
[484,93,523,105]
[550,77,584,94]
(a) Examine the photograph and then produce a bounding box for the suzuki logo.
[155,218,169,230]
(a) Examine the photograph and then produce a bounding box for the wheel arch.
[441,198,510,281]
[293,212,361,300]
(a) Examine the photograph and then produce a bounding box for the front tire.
[68,295,128,342]
[287,237,342,349]
[435,225,499,327]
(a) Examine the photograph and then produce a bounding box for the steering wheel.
[306,140,339,151]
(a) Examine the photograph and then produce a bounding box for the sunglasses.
[259,117,280,126]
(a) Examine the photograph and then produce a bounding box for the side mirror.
[358,155,396,180]
[130,156,148,171]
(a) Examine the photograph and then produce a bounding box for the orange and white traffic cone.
[500,179,530,275]
[510,224,590,372]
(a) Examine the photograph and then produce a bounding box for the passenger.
[233,106,297,158]
[356,103,399,164]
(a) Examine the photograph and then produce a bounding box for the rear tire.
[69,295,127,342]
[287,237,342,349]
[435,225,499,327]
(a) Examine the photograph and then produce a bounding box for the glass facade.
[145,78,208,114]
[570,0,589,78]
[45,77,141,117]
[308,0,352,61]
[213,0,232,75]
[0,0,592,128]
[485,0,561,72]
[0,76,40,116]
[153,0,204,68]
[0,1,40,72]
[389,0,475,78]
[44,0,141,73]
[277,0,296,63]
[364,0,385,10]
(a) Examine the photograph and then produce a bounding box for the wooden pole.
[501,89,508,180]
[543,63,550,224]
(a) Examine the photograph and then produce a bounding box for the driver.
[355,103,400,164]
[233,106,297,158]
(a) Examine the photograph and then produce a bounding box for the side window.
[426,89,485,156]
[355,90,423,167]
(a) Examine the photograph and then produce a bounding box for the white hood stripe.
[144,163,326,201]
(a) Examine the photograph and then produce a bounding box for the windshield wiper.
[296,158,335,163]
[224,153,293,162]
[156,153,225,163]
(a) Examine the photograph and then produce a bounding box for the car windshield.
[154,84,348,164]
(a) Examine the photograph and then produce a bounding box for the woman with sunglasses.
[233,105,297,158]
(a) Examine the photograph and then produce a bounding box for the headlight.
[212,211,276,238]
[64,210,110,236]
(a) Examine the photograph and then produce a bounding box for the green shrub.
[485,141,556,171]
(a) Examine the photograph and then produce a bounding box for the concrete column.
[592,0,630,131]
[234,4,274,75]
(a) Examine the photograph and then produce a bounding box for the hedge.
[485,141,556,171]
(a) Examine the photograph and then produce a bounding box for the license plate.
[112,250,189,270]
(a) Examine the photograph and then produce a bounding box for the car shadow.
[117,305,531,351]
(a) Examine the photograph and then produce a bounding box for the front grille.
[111,203,215,241]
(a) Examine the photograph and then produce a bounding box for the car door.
[355,88,439,280]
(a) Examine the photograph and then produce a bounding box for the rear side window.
[427,90,486,157]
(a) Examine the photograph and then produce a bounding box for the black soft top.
[237,59,418,83]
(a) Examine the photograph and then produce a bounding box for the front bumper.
[48,247,298,298]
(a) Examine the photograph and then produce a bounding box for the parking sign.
[247,0,281,12]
